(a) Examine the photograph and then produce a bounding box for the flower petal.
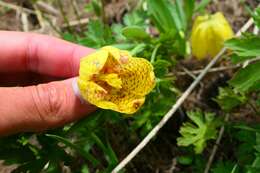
[79,49,109,81]
[102,91,146,114]
[120,57,155,96]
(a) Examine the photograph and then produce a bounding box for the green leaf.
[231,164,238,173]
[211,161,236,173]
[12,159,47,173]
[225,35,260,58]
[229,62,260,93]
[153,59,172,77]
[84,0,102,16]
[81,165,90,173]
[184,0,195,24]
[123,10,147,27]
[215,87,247,111]
[246,157,260,173]
[251,7,260,28]
[122,26,150,40]
[147,0,177,33]
[62,32,77,42]
[195,0,211,12]
[177,110,222,154]
[78,20,115,48]
[111,24,126,42]
[129,43,146,56]
[171,0,186,31]
[44,160,61,173]
[234,124,260,134]
[0,136,37,165]
[45,134,100,166]
[90,133,118,168]
[110,43,136,50]
[232,126,258,165]
[177,155,193,165]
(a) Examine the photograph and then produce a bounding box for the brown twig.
[33,4,45,29]
[204,114,230,173]
[176,65,240,76]
[70,0,83,31]
[36,1,59,16]
[0,0,35,14]
[61,18,89,28]
[21,12,29,31]
[41,14,62,35]
[56,0,74,35]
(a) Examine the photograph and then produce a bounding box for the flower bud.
[191,12,234,59]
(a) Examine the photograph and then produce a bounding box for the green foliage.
[251,7,260,28]
[84,0,102,17]
[123,10,148,27]
[225,35,260,60]
[63,20,115,48]
[215,87,247,111]
[230,62,260,93]
[219,31,260,114]
[213,9,260,172]
[122,26,150,40]
[0,133,73,172]
[79,20,116,48]
[177,110,222,154]
[232,125,260,173]
[147,0,193,56]
[177,155,193,165]
[195,0,211,13]
[211,161,236,173]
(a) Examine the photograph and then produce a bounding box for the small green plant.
[177,110,222,154]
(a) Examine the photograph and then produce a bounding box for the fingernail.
[72,77,85,104]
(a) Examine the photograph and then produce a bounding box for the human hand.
[0,31,96,136]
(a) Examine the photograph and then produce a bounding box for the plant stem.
[150,43,161,64]
[130,43,146,56]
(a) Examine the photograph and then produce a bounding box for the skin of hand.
[0,31,96,136]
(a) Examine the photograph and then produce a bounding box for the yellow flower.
[191,12,234,60]
[78,46,155,114]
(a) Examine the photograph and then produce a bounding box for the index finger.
[0,31,94,77]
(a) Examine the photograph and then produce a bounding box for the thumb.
[0,78,96,135]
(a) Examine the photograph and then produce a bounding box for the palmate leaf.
[177,110,222,154]
[229,62,260,93]
[225,35,260,63]
[78,20,115,48]
[215,87,247,111]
